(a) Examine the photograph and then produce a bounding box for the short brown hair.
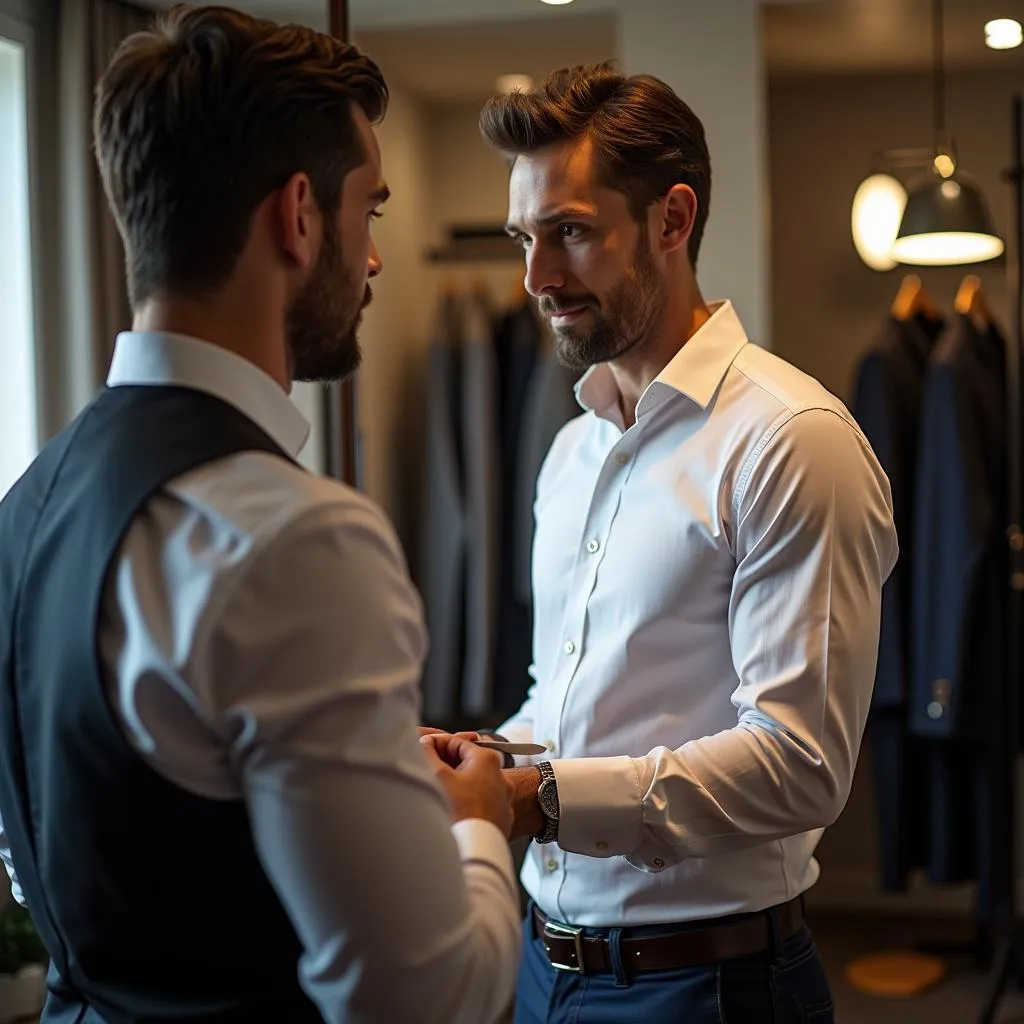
[95,4,388,307]
[480,62,710,267]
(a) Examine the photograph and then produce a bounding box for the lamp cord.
[933,0,946,151]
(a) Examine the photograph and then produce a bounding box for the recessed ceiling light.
[495,74,534,94]
[540,0,576,5]
[985,18,1023,49]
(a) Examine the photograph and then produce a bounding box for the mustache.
[539,296,593,316]
[362,285,373,309]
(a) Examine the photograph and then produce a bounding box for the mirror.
[348,2,615,729]
[60,0,764,735]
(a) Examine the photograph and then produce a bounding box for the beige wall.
[422,100,524,303]
[348,78,434,551]
[351,93,523,554]
[620,0,770,346]
[770,69,1018,913]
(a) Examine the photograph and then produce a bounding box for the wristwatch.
[534,760,560,845]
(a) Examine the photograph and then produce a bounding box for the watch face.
[538,780,559,819]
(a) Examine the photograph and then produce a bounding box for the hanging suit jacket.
[911,313,1007,740]
[417,294,468,722]
[493,303,541,717]
[513,329,582,608]
[852,312,941,891]
[910,313,1008,894]
[459,293,501,715]
[417,293,578,723]
[854,314,941,709]
[492,306,580,715]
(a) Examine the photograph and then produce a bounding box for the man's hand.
[417,726,480,740]
[420,734,514,837]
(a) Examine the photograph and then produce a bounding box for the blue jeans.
[514,905,835,1024]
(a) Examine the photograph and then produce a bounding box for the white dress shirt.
[0,332,520,1024]
[500,300,898,927]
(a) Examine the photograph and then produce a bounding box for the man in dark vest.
[0,6,520,1023]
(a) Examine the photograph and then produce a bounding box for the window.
[0,21,36,499]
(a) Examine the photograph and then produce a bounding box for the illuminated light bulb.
[851,174,907,271]
[985,18,1023,50]
[495,74,534,94]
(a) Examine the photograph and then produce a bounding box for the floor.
[807,910,1024,1023]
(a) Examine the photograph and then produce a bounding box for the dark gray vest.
[0,385,323,1022]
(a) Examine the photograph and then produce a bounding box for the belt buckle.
[542,919,586,974]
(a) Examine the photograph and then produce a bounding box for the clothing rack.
[977,92,1024,1024]
[427,226,522,264]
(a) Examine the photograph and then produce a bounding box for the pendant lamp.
[892,0,1003,266]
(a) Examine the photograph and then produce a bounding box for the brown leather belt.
[532,896,805,975]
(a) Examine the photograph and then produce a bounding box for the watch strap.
[534,760,560,845]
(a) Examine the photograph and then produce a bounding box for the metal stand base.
[978,925,1022,1023]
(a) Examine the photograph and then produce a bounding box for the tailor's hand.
[417,726,480,741]
[419,733,514,837]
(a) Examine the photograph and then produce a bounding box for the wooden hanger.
[954,274,990,331]
[891,274,940,322]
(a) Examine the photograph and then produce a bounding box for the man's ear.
[276,171,319,270]
[657,183,697,257]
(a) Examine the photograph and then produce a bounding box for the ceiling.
[355,13,616,104]
[765,0,1024,76]
[139,0,1024,100]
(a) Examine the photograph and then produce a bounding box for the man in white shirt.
[427,62,897,1022]
[0,7,520,1024]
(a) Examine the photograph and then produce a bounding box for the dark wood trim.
[328,0,348,41]
[323,0,358,486]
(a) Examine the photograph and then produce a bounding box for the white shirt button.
[545,739,556,752]
[546,857,559,872]
[586,538,601,554]
[615,452,631,466]
[564,640,576,655]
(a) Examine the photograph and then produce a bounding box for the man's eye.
[513,233,531,248]
[559,224,584,239]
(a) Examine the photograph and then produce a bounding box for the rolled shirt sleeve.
[212,499,521,1024]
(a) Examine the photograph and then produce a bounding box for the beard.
[540,225,667,373]
[287,219,371,384]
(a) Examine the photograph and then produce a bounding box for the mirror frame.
[323,0,359,486]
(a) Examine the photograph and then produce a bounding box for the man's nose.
[524,242,567,297]
[368,240,383,279]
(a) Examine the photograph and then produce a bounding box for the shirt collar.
[107,331,310,459]
[575,300,750,422]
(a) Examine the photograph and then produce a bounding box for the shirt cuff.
[451,819,516,886]
[552,756,643,859]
